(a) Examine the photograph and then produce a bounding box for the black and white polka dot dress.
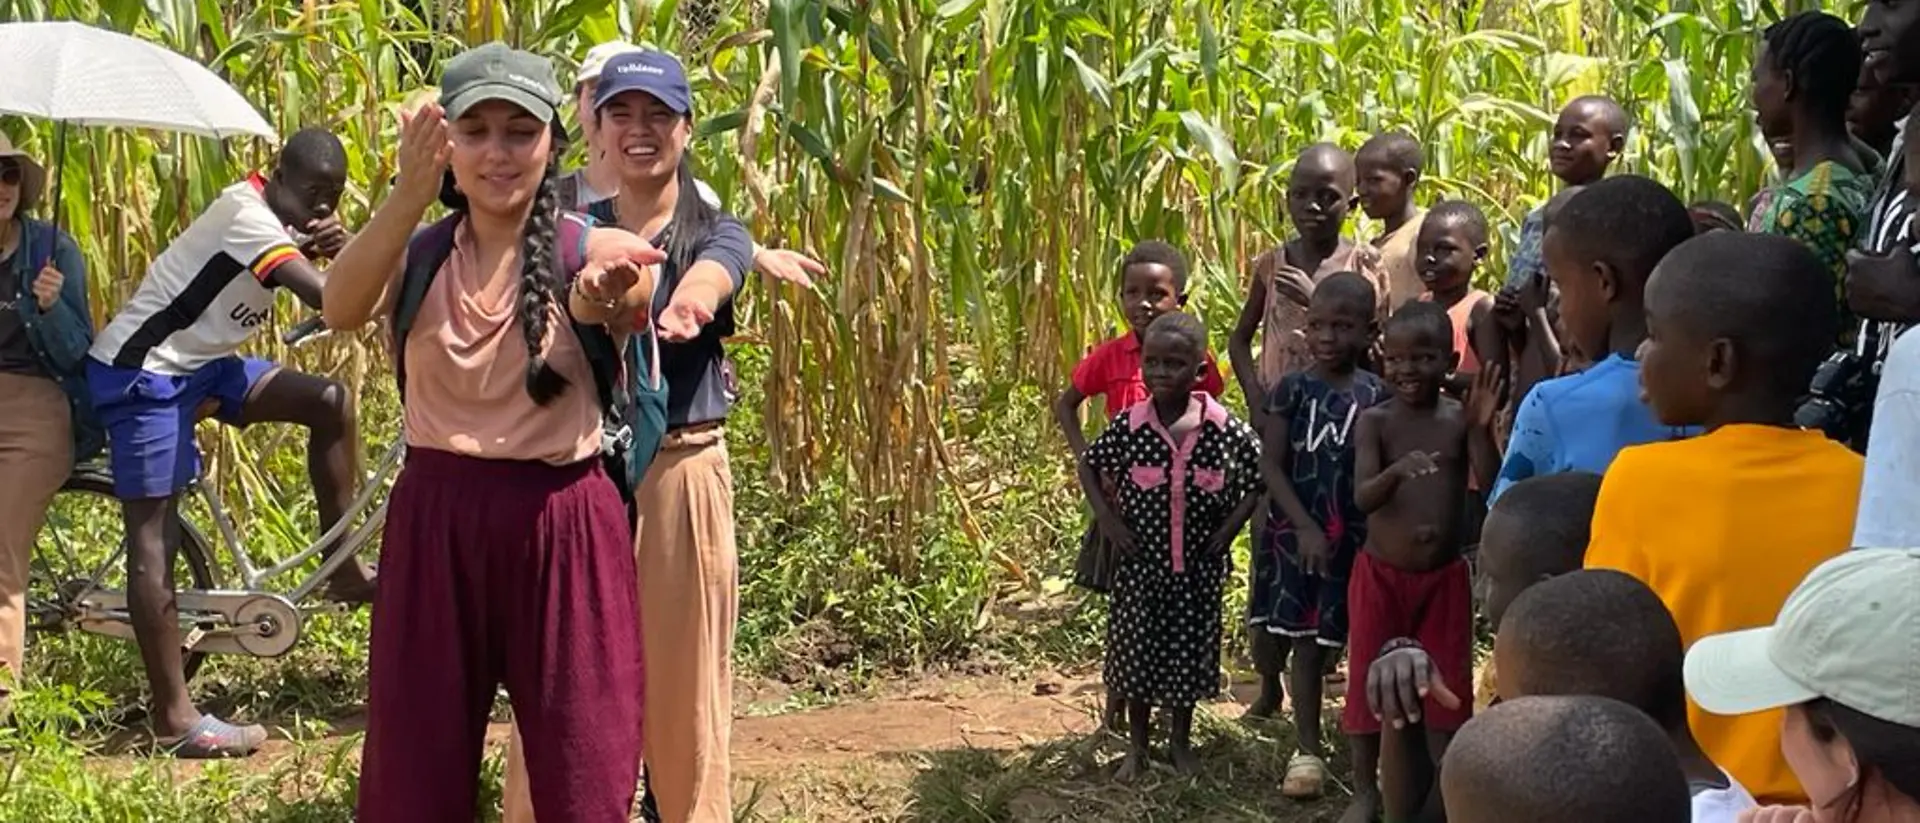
[1084,397,1264,708]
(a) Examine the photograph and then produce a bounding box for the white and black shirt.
[90,176,303,375]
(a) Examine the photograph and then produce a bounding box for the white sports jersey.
[90,177,304,375]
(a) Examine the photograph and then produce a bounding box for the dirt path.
[87,671,1340,821]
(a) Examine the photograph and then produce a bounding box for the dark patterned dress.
[1083,395,1264,708]
[1249,369,1386,647]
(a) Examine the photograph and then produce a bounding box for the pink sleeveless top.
[1255,243,1386,388]
[1423,289,1491,374]
[399,222,603,466]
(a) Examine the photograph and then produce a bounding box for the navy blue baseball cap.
[593,51,694,117]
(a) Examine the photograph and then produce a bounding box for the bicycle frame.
[197,435,406,603]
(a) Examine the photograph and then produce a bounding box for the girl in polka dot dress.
[1079,312,1265,779]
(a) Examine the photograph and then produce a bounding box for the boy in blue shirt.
[1490,175,1697,501]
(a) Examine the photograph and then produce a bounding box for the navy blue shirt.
[648,216,754,429]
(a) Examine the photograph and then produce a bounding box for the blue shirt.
[1490,354,1696,503]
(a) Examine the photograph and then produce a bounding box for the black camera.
[1796,321,1889,452]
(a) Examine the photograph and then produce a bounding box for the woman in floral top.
[1748,11,1873,338]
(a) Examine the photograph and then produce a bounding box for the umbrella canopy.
[0,21,276,140]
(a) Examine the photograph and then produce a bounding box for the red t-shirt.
[1071,333,1227,418]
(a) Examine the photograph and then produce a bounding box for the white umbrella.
[0,21,275,139]
[0,21,277,259]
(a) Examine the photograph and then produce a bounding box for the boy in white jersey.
[85,128,371,757]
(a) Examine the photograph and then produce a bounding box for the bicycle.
[26,316,399,679]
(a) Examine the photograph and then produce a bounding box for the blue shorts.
[86,356,277,499]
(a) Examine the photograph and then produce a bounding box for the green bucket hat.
[440,42,564,124]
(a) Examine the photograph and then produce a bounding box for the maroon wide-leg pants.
[357,448,644,822]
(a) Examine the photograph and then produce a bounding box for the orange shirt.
[1585,424,1863,804]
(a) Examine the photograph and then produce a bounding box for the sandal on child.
[156,715,267,759]
[1281,752,1328,799]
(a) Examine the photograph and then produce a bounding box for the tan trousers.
[0,373,73,693]
[503,429,737,823]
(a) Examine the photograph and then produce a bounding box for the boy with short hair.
[1415,200,1497,397]
[1496,570,1757,821]
[1357,131,1428,312]
[86,128,371,757]
[1231,143,1387,405]
[1055,240,1224,729]
[1250,273,1388,799]
[1057,241,1227,454]
[1585,231,1863,804]
[1441,695,1692,823]
[1490,175,1699,502]
[1503,95,1629,290]
[1343,302,1499,823]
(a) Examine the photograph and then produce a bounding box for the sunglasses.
[0,161,20,186]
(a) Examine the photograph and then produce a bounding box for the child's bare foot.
[1113,751,1148,783]
[1170,745,1202,775]
[1339,788,1382,823]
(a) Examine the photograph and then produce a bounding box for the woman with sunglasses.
[321,43,665,821]
[0,134,96,710]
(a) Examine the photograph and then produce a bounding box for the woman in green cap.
[322,43,664,822]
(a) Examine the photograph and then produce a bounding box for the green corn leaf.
[1061,46,1112,110]
[1179,109,1238,190]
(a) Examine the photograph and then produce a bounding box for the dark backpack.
[390,211,639,502]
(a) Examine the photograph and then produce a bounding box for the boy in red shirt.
[1055,240,1225,730]
[1056,241,1225,452]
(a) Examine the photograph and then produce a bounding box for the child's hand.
[1096,514,1139,556]
[1466,365,1507,430]
[1738,807,1818,823]
[1517,270,1552,316]
[1491,287,1525,334]
[1296,527,1333,577]
[1391,451,1441,480]
[1366,644,1462,730]
[1267,264,1315,309]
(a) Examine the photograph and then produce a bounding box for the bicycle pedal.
[182,626,207,650]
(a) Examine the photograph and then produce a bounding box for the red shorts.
[1342,551,1474,734]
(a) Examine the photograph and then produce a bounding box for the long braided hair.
[517,141,570,405]
[1764,11,1863,125]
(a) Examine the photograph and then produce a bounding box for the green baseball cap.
[440,42,563,123]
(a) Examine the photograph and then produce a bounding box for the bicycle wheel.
[28,465,220,684]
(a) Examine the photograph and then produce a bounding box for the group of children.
[1059,92,1869,823]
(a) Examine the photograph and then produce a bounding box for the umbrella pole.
[46,120,66,268]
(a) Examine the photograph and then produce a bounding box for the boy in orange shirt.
[1584,231,1863,805]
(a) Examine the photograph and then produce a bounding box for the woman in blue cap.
[321,42,665,822]
[501,47,755,823]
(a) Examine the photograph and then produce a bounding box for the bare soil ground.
[87,670,1351,822]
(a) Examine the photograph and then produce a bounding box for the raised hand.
[657,298,716,342]
[1467,365,1507,430]
[30,264,61,311]
[754,247,826,289]
[302,215,351,260]
[580,259,642,304]
[394,102,453,211]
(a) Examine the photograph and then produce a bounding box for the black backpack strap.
[391,214,464,400]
